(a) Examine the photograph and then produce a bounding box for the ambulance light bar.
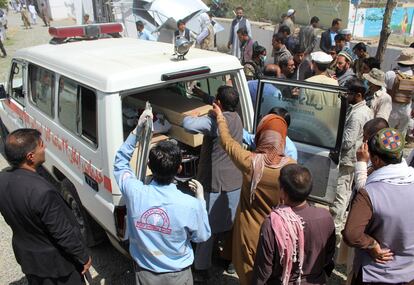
[49,23,123,39]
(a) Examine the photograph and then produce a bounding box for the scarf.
[270,205,305,285]
[250,114,289,202]
[366,159,414,186]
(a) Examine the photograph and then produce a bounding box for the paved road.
[0,9,353,285]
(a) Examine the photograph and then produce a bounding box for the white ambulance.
[0,23,347,252]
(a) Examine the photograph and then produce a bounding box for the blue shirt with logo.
[114,133,211,273]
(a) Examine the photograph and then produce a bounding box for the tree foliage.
[0,0,7,9]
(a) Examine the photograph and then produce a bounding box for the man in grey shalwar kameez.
[182,86,243,282]
[227,6,252,59]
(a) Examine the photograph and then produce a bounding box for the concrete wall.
[214,18,404,71]
[47,0,94,22]
[48,0,75,20]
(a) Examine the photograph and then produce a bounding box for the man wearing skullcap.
[339,29,352,49]
[282,9,296,36]
[343,128,414,285]
[303,51,340,108]
[336,51,355,86]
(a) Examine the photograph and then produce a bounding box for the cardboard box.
[168,124,204,147]
[125,89,212,126]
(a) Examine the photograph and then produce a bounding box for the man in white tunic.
[227,7,251,59]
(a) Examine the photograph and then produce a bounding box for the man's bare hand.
[368,241,394,264]
[82,257,92,275]
[211,102,223,118]
[357,142,370,162]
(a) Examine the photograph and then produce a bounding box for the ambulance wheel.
[60,179,88,244]
[60,179,107,247]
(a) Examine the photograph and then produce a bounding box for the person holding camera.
[113,109,211,285]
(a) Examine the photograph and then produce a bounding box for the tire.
[60,179,107,247]
[60,179,88,244]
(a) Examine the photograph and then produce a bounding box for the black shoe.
[193,269,210,283]
[226,263,236,274]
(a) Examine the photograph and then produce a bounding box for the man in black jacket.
[320,18,342,53]
[0,128,91,284]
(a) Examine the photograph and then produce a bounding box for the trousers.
[330,165,355,239]
[134,264,193,285]
[26,270,84,285]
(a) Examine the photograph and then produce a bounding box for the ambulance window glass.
[58,76,97,146]
[9,62,25,106]
[58,77,78,134]
[29,65,55,117]
[80,86,97,144]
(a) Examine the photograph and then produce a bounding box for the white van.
[0,24,347,252]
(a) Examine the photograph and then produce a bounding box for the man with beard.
[279,57,295,79]
[336,51,355,86]
[330,78,373,246]
[228,7,252,58]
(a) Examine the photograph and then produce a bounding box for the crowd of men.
[1,4,414,285]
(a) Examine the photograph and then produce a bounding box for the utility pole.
[375,0,397,64]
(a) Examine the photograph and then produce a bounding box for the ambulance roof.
[15,37,242,93]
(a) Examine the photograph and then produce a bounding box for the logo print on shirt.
[136,207,172,234]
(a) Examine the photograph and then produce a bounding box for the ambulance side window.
[58,76,97,147]
[29,64,55,117]
[9,62,25,106]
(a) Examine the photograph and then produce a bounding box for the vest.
[355,181,414,283]
[230,17,247,44]
[200,24,215,51]
[196,112,243,193]
[174,28,190,41]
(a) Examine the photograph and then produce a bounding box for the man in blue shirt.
[136,20,156,41]
[243,107,298,160]
[114,109,211,284]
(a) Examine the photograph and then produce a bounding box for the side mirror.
[0,84,7,100]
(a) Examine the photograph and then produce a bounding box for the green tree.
[0,0,7,9]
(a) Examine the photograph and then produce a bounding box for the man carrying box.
[183,85,243,281]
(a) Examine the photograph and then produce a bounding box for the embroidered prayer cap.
[370,128,404,159]
[311,51,333,64]
[362,68,385,87]
[338,51,353,64]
